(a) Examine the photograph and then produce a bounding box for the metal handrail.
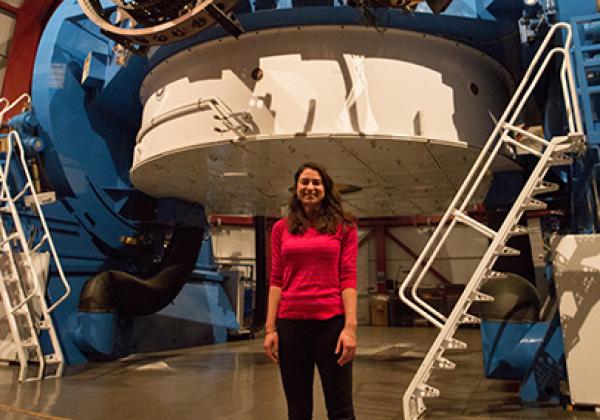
[402,133,574,420]
[398,22,582,327]
[401,21,584,420]
[0,93,31,123]
[0,98,9,114]
[0,134,40,312]
[6,130,71,312]
[0,94,69,380]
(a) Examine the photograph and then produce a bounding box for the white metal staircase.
[0,94,70,381]
[399,22,585,419]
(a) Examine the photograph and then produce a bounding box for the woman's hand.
[335,327,356,366]
[263,331,279,363]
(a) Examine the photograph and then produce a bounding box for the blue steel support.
[481,320,549,379]
[555,0,598,23]
[571,14,600,144]
[519,313,566,403]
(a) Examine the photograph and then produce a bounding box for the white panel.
[211,226,255,260]
[553,234,600,407]
[0,11,15,56]
[210,226,256,297]
[139,26,513,146]
[131,25,519,217]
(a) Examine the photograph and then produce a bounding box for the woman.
[264,162,358,420]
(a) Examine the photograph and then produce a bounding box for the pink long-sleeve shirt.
[270,218,358,320]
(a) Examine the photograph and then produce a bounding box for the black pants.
[277,315,355,420]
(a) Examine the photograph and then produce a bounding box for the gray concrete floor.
[0,326,596,419]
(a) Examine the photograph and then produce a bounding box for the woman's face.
[296,168,325,209]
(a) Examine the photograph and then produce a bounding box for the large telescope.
[78,0,453,57]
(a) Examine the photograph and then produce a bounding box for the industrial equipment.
[1,0,600,417]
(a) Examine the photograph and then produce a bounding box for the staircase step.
[459,313,481,324]
[13,307,29,316]
[510,225,531,236]
[554,142,581,154]
[443,337,467,350]
[44,354,61,364]
[415,384,440,398]
[38,320,51,330]
[522,198,547,211]
[21,338,38,348]
[24,191,56,208]
[472,291,495,302]
[434,357,456,370]
[547,153,573,166]
[483,270,508,280]
[533,181,559,195]
[565,132,585,146]
[495,246,521,256]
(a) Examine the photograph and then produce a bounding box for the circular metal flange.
[77,0,239,48]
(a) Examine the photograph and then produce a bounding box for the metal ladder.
[399,22,584,419]
[0,94,70,381]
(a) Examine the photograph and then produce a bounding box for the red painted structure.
[0,0,60,120]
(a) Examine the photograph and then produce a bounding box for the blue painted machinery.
[8,0,600,409]
[19,0,525,366]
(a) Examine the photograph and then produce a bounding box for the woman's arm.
[264,286,282,363]
[341,288,357,331]
[264,221,284,363]
[336,288,357,366]
[336,225,358,366]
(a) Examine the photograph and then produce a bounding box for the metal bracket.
[206,4,245,38]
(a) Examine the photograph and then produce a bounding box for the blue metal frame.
[571,13,600,144]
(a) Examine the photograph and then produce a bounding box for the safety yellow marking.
[0,402,70,419]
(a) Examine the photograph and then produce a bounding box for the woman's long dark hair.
[287,162,355,234]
